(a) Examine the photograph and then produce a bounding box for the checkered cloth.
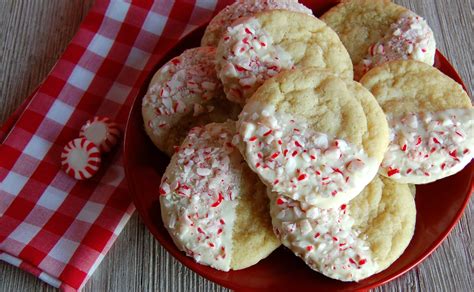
[0,1,233,290]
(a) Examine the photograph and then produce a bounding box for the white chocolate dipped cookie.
[142,47,241,156]
[360,60,473,184]
[216,10,353,104]
[159,122,280,271]
[321,0,436,80]
[269,175,416,282]
[201,0,312,47]
[237,67,389,209]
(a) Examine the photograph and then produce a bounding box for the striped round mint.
[80,116,121,153]
[61,138,101,180]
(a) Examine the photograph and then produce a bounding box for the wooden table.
[1,1,472,291]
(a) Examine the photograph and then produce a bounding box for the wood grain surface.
[0,0,472,291]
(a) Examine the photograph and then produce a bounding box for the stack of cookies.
[141,0,473,282]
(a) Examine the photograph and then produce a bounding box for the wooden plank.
[0,0,472,291]
[0,0,94,124]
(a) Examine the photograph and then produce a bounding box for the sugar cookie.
[159,122,279,271]
[237,67,388,208]
[360,60,473,184]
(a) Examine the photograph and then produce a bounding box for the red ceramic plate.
[124,1,473,291]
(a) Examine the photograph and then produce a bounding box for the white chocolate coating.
[159,123,242,271]
[269,191,377,282]
[356,12,435,79]
[238,105,379,209]
[143,47,221,122]
[217,17,294,104]
[381,108,474,184]
[201,0,312,47]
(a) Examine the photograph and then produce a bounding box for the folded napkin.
[0,1,233,290]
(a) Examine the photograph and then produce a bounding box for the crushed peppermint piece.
[269,192,378,282]
[217,17,294,104]
[382,109,474,183]
[159,122,244,271]
[355,12,435,79]
[238,106,378,209]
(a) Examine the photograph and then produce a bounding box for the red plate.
[124,1,473,290]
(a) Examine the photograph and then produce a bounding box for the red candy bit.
[80,116,121,153]
[297,173,307,181]
[369,44,376,56]
[306,245,313,251]
[276,197,285,205]
[171,58,181,65]
[332,168,343,175]
[387,167,400,177]
[449,149,457,158]
[263,129,273,136]
[61,138,101,180]
[358,259,367,265]
[234,64,246,72]
[401,144,407,151]
[248,136,257,142]
[210,193,224,207]
[270,152,280,159]
[220,219,225,225]
[314,232,320,238]
[415,136,422,146]
[273,179,280,185]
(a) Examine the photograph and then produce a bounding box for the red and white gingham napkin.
[0,1,233,290]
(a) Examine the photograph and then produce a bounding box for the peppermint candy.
[61,138,101,180]
[80,116,121,153]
